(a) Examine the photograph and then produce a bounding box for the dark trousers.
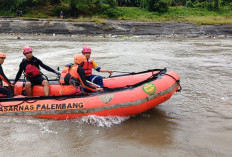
[0,87,14,98]
[86,75,103,87]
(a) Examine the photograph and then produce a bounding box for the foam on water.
[0,115,131,137]
[73,115,130,128]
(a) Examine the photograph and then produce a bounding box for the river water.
[0,34,231,157]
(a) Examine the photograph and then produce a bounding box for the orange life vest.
[69,65,80,79]
[59,64,80,85]
[82,60,93,77]
[59,64,96,92]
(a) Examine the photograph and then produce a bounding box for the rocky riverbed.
[0,18,232,37]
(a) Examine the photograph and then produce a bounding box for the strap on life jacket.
[25,64,41,78]
[0,74,11,87]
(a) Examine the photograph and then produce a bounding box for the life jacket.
[59,64,80,85]
[25,64,41,78]
[82,59,93,77]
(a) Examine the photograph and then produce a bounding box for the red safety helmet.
[23,47,33,54]
[82,46,91,53]
[0,52,6,59]
[74,54,87,64]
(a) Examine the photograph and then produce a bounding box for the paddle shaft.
[86,80,101,88]
[113,70,131,74]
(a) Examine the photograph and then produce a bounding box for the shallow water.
[0,34,231,157]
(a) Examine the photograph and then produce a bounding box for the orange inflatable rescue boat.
[0,68,181,119]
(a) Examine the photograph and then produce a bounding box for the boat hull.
[0,70,180,119]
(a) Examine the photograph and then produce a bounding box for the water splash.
[74,115,130,128]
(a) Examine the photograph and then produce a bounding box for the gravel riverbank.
[0,18,232,37]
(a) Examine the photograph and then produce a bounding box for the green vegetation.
[115,6,232,25]
[0,0,231,25]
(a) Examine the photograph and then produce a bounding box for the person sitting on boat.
[13,47,60,96]
[59,54,103,95]
[0,52,14,98]
[81,46,113,87]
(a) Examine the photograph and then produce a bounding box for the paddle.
[86,80,112,91]
[113,70,132,74]
[107,70,135,77]
[86,80,101,88]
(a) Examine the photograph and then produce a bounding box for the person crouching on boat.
[59,54,103,95]
[0,53,14,98]
[81,46,113,87]
[13,47,60,96]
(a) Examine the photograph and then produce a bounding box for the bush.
[141,0,168,13]
[31,0,48,6]
[104,8,122,19]
[205,0,221,11]
[170,0,178,6]
[169,0,186,6]
[50,0,61,5]
[220,0,231,6]
[148,0,159,11]
[0,0,28,11]
[207,2,214,11]
[155,1,169,13]
[213,0,220,10]
[75,0,103,15]
[116,0,141,7]
[194,2,202,8]
[104,0,117,8]
[53,2,70,17]
[194,1,208,8]
[229,2,232,9]
[186,1,194,7]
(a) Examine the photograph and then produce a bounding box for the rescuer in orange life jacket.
[0,52,14,98]
[81,46,113,87]
[59,54,103,95]
[13,47,60,96]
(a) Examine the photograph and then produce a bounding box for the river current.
[0,34,231,157]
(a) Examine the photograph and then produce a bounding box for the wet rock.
[0,18,231,37]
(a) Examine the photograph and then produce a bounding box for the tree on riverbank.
[0,0,231,21]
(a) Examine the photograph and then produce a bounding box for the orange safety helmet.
[0,52,6,59]
[23,46,33,54]
[82,46,91,53]
[74,54,87,64]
